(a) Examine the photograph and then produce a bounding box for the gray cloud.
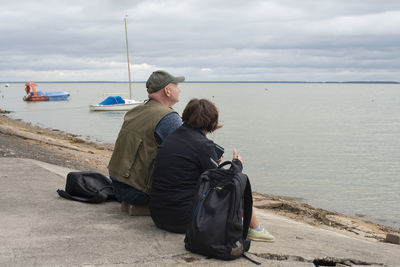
[1,0,400,81]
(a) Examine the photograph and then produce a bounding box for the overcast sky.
[1,0,400,82]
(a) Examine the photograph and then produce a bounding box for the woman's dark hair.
[182,98,222,133]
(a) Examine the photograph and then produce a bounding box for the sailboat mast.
[124,16,132,99]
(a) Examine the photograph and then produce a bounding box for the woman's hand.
[218,154,224,164]
[233,149,243,165]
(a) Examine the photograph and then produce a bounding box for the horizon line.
[3,80,400,84]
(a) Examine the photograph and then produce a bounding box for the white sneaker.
[248,228,275,242]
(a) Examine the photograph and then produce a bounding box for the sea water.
[1,82,399,228]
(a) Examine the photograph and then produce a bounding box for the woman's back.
[149,124,218,226]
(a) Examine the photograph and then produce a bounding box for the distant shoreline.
[2,81,400,84]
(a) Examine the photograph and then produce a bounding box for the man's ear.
[163,86,170,97]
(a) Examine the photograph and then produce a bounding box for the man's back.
[108,99,175,194]
[108,70,185,206]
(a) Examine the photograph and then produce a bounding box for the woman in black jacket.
[149,99,275,242]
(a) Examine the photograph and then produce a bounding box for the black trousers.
[154,222,188,234]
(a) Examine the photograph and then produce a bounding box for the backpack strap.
[242,254,261,265]
[242,177,253,239]
[218,159,243,173]
[218,161,232,169]
[57,189,108,203]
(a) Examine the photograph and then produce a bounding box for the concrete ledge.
[1,157,400,266]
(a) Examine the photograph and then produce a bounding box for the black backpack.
[57,171,116,203]
[184,160,257,263]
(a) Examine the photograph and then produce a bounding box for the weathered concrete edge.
[24,158,78,178]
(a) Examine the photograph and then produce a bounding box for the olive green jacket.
[108,99,176,194]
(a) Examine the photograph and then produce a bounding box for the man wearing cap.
[108,70,185,212]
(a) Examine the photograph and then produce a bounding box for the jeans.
[110,177,150,205]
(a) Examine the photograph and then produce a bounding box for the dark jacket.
[149,124,219,226]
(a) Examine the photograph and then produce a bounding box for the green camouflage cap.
[146,70,185,93]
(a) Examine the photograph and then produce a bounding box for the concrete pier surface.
[1,157,399,267]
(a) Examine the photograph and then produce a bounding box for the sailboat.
[89,16,142,111]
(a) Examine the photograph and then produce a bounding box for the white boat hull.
[89,99,142,111]
[89,19,141,112]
